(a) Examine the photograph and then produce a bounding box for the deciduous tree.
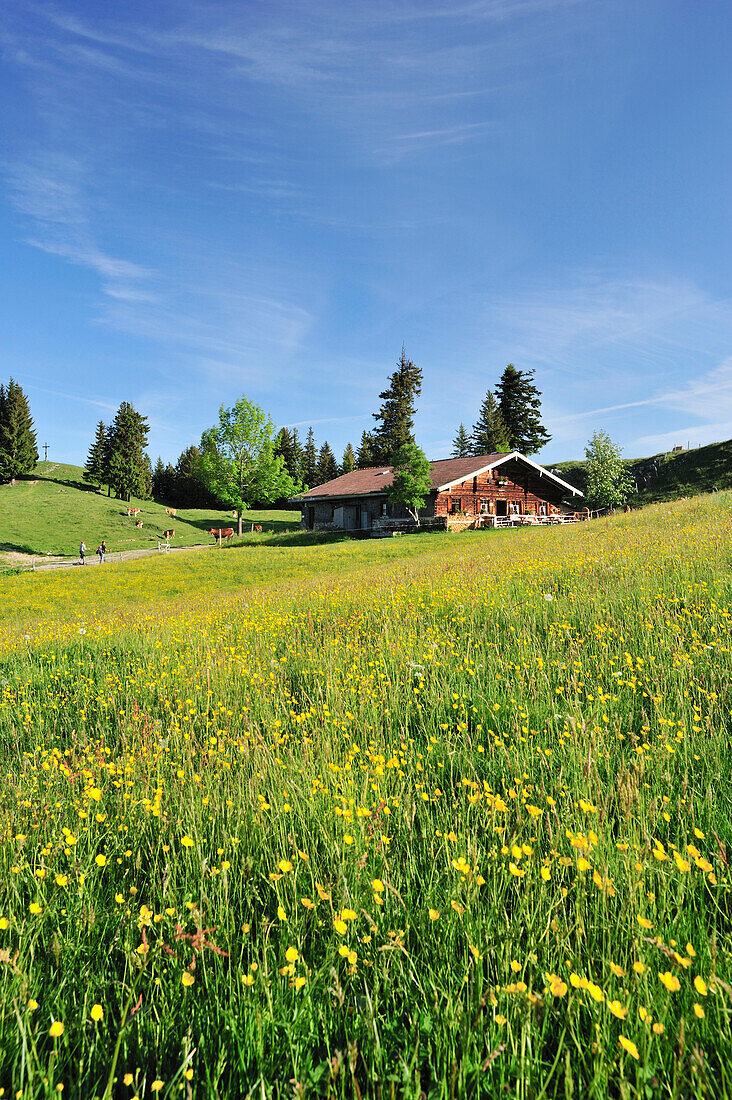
[199,396,297,535]
[387,443,432,525]
[584,429,634,510]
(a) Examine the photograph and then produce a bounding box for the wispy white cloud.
[25,384,117,413]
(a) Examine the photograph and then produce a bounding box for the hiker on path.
[97,541,106,564]
[80,541,86,565]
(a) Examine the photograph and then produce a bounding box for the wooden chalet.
[293,452,583,532]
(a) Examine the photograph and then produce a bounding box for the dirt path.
[27,542,218,572]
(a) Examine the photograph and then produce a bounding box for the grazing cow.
[163,529,174,539]
[165,507,177,517]
[136,520,143,528]
[127,507,141,517]
[252,524,263,533]
[208,527,234,542]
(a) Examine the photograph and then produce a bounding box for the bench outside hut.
[292,452,583,534]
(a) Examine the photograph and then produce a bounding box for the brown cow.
[127,507,141,517]
[209,527,234,542]
[252,524,262,533]
[163,529,174,539]
[165,507,177,517]
[135,520,143,528]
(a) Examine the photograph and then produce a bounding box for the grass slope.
[0,462,300,562]
[555,437,732,504]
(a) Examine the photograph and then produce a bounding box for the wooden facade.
[294,453,583,532]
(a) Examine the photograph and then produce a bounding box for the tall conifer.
[371,347,422,466]
[495,365,551,455]
[0,378,38,480]
[471,392,510,455]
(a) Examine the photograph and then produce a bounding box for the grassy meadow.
[1,498,732,1097]
[0,462,299,566]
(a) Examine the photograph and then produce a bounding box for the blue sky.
[2,0,731,467]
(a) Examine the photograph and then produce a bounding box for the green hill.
[554,437,732,505]
[0,462,300,567]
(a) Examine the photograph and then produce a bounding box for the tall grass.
[1,498,731,1097]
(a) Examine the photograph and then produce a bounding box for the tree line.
[2,358,636,514]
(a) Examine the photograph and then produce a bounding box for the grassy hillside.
[1,498,732,1098]
[0,462,300,563]
[555,437,732,504]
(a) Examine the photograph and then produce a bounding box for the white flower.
[544,592,554,602]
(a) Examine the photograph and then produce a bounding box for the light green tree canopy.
[584,429,634,509]
[387,443,433,525]
[199,397,299,534]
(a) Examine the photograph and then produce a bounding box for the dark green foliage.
[275,428,303,482]
[0,378,38,481]
[84,420,107,488]
[341,442,356,475]
[451,423,472,458]
[316,441,338,485]
[356,431,375,469]
[301,427,317,490]
[105,402,151,502]
[471,392,510,455]
[495,364,551,455]
[371,347,423,466]
[387,442,433,523]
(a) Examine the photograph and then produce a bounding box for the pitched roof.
[294,452,582,502]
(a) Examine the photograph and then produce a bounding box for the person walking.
[97,542,105,564]
[79,540,86,565]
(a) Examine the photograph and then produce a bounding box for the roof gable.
[294,453,582,501]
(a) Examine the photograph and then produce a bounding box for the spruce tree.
[451,423,472,458]
[0,378,38,480]
[301,427,317,489]
[317,442,339,484]
[371,347,423,466]
[495,365,551,455]
[175,445,208,506]
[341,442,356,474]
[274,427,302,481]
[84,421,107,488]
[151,456,167,499]
[105,401,151,501]
[471,392,510,455]
[356,432,375,469]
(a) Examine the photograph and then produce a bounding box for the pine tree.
[317,441,339,484]
[341,442,356,474]
[274,427,302,481]
[84,421,107,488]
[0,378,38,480]
[105,401,151,501]
[371,347,423,466]
[495,365,551,455]
[356,431,375,469]
[301,427,317,489]
[471,392,510,455]
[451,423,472,458]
